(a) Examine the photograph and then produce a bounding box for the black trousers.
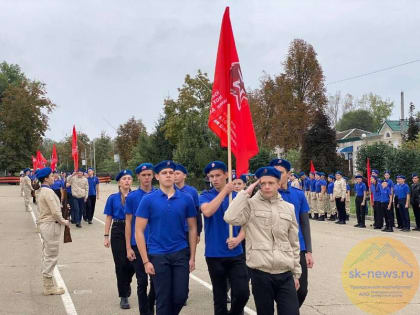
[412,201,420,228]
[150,248,190,315]
[373,201,382,228]
[335,198,346,222]
[206,255,250,315]
[381,202,394,229]
[355,196,365,226]
[297,251,308,307]
[132,246,155,315]
[394,198,402,228]
[66,193,73,221]
[249,269,299,315]
[110,222,135,298]
[85,195,96,221]
[397,198,410,229]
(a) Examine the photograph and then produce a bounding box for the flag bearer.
[380,180,393,232]
[370,175,382,229]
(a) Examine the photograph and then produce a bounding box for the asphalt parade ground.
[1,184,420,315]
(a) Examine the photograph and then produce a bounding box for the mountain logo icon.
[349,242,412,268]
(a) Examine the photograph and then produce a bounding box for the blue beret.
[384,170,390,175]
[269,158,291,171]
[309,171,315,175]
[87,167,94,171]
[116,169,133,181]
[328,174,335,179]
[355,175,363,179]
[396,175,405,179]
[36,167,52,180]
[135,163,154,174]
[371,175,378,180]
[371,169,379,175]
[232,174,247,182]
[412,173,418,178]
[315,171,321,176]
[298,171,305,177]
[23,168,30,173]
[78,168,86,173]
[175,163,188,175]
[204,161,227,174]
[255,166,281,179]
[154,160,176,174]
[240,174,247,182]
[335,171,343,175]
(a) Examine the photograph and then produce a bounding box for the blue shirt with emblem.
[370,183,381,202]
[279,187,310,251]
[104,192,126,220]
[394,183,410,199]
[51,179,64,190]
[315,180,322,193]
[327,181,334,194]
[310,179,316,192]
[88,176,100,196]
[136,189,196,255]
[304,178,311,192]
[199,189,242,258]
[379,185,391,203]
[355,182,367,197]
[125,187,156,246]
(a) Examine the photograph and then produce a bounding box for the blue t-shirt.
[88,176,100,196]
[379,186,391,203]
[327,181,334,194]
[315,180,322,193]
[199,189,242,258]
[370,183,381,202]
[355,182,367,197]
[125,187,156,246]
[279,187,310,251]
[65,179,72,194]
[385,179,394,191]
[346,184,350,192]
[395,183,410,199]
[176,184,199,232]
[304,178,311,192]
[51,179,64,190]
[104,192,126,220]
[310,179,316,192]
[136,189,196,255]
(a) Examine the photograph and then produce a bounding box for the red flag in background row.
[367,158,373,204]
[31,155,37,170]
[36,150,47,169]
[310,160,316,173]
[72,125,79,171]
[51,144,58,171]
[208,7,259,176]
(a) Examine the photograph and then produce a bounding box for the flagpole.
[227,103,233,238]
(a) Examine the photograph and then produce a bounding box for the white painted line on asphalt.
[93,216,257,315]
[29,210,78,315]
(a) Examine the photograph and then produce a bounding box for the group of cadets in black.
[104,158,313,315]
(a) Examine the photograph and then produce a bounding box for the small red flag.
[51,144,58,171]
[310,160,316,173]
[72,125,79,171]
[209,7,259,176]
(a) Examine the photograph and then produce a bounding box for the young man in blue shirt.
[384,171,398,228]
[370,175,382,229]
[395,175,411,232]
[135,160,197,315]
[309,172,317,219]
[354,175,367,228]
[327,175,337,221]
[379,181,393,232]
[85,168,99,224]
[125,163,156,315]
[200,161,250,315]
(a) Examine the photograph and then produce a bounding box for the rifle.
[61,189,72,243]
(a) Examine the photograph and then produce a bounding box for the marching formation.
[19,158,420,315]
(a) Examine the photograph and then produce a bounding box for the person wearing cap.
[125,163,156,314]
[22,168,34,212]
[232,173,248,192]
[327,175,337,221]
[343,177,351,221]
[318,173,328,221]
[19,171,25,196]
[334,172,347,224]
[269,158,313,308]
[85,168,100,224]
[199,161,249,315]
[66,169,88,228]
[379,180,393,232]
[135,160,197,315]
[63,172,73,222]
[301,172,310,200]
[36,167,70,296]
[224,166,301,314]
[384,171,397,228]
[104,169,135,309]
[50,171,65,202]
[370,175,382,229]
[354,175,367,228]
[394,175,411,232]
[309,172,317,219]
[410,173,420,231]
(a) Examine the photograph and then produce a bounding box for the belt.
[113,219,125,223]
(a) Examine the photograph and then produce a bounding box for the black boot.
[314,213,319,220]
[318,215,325,221]
[309,214,313,219]
[120,297,130,309]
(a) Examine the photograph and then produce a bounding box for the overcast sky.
[1,0,419,141]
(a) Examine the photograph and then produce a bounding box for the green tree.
[356,143,394,175]
[115,117,146,167]
[94,132,114,172]
[284,149,301,171]
[301,110,338,173]
[0,62,25,100]
[406,102,419,142]
[249,147,276,173]
[358,93,393,131]
[336,109,376,132]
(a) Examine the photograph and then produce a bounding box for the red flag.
[72,125,79,171]
[310,160,316,173]
[367,158,373,204]
[31,155,37,170]
[36,150,47,168]
[51,144,58,171]
[208,7,259,176]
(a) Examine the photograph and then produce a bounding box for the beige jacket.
[333,178,347,199]
[291,179,300,189]
[224,190,301,279]
[38,187,66,224]
[22,176,33,194]
[67,175,88,199]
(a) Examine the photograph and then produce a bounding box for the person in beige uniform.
[224,166,301,315]
[290,173,300,189]
[22,168,34,212]
[36,167,70,295]
[67,169,88,228]
[334,171,347,224]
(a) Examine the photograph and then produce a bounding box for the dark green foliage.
[336,109,376,132]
